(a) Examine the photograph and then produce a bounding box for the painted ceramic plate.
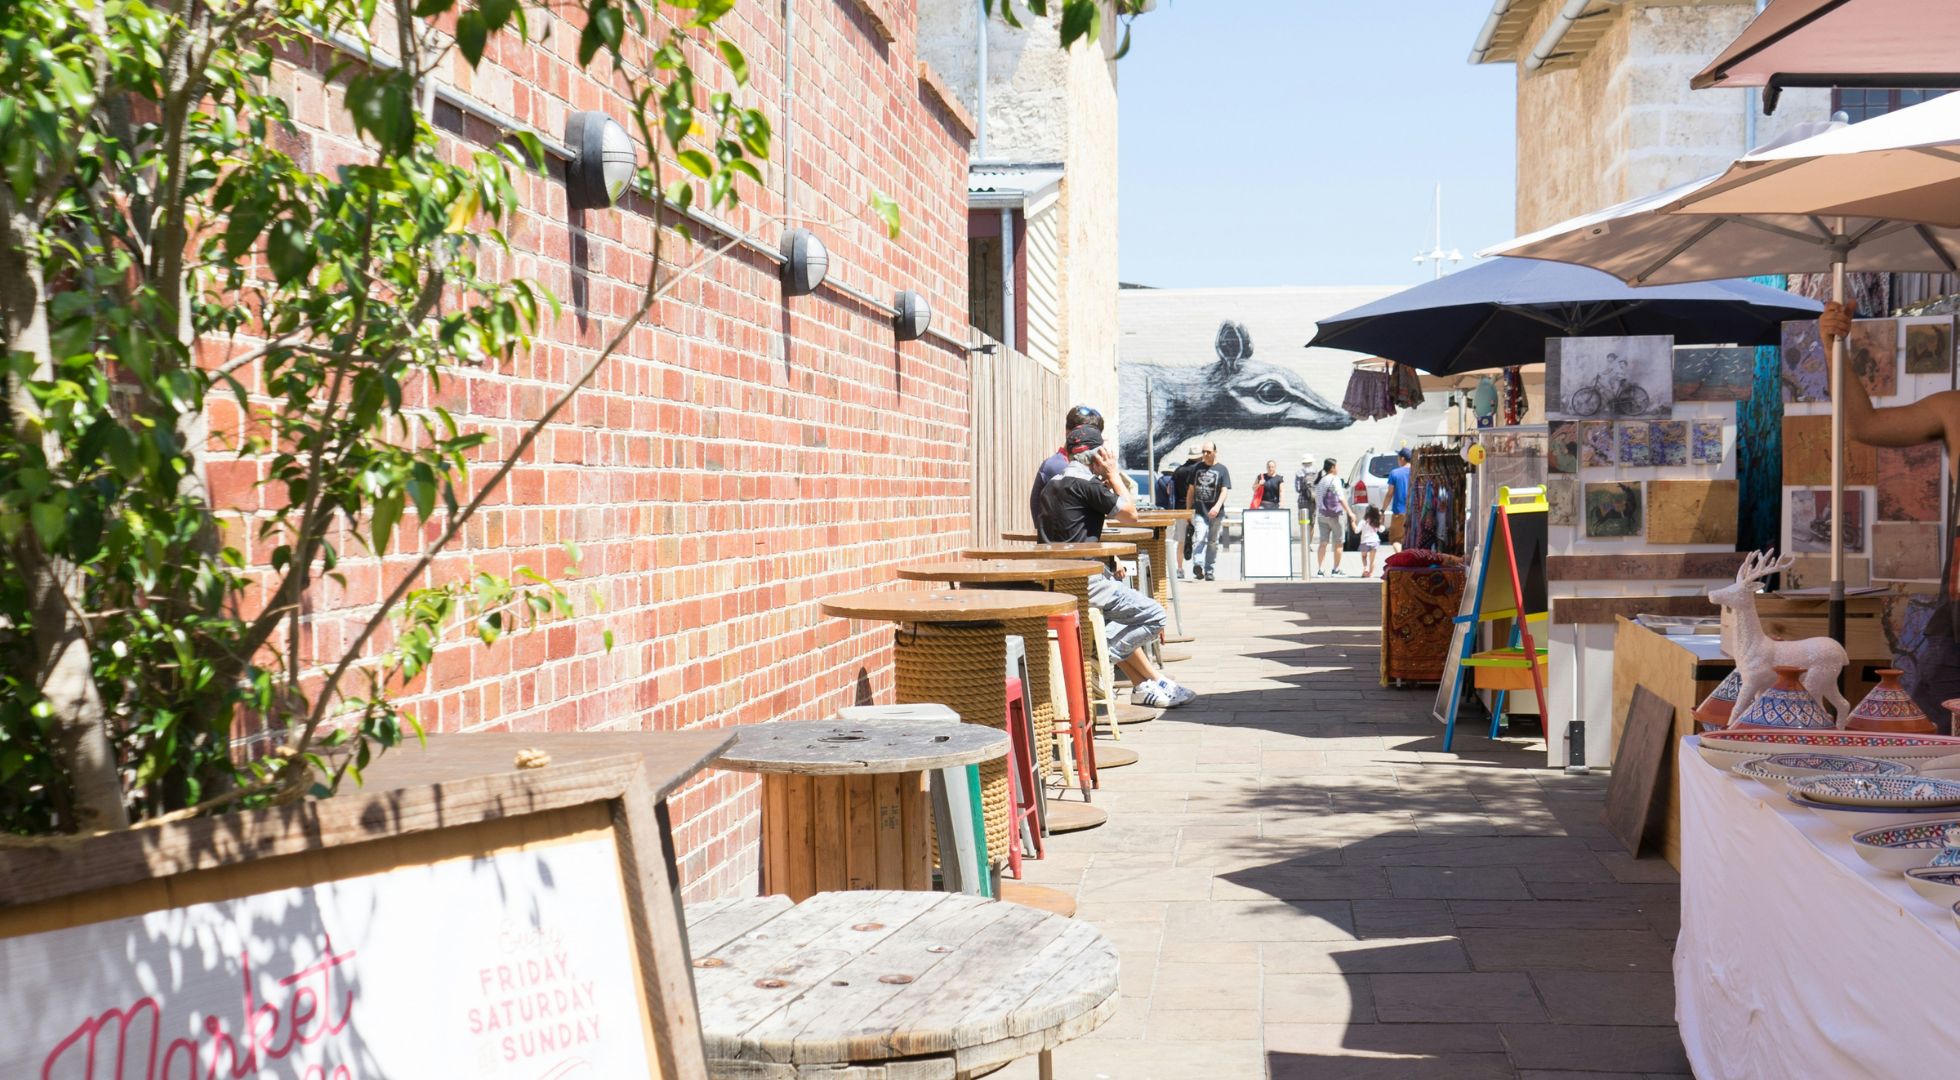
[1796,774,1960,808]
[1852,819,1960,873]
[1735,753,1911,794]
[1786,790,1960,833]
[1697,730,1960,772]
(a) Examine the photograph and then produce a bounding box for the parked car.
[1344,450,1402,513]
[1126,470,1158,507]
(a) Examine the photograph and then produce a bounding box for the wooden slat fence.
[967,336,1067,544]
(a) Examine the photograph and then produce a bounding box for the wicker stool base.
[893,622,1011,862]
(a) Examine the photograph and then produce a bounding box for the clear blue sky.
[1118,3,1518,288]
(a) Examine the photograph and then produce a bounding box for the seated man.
[1028,404,1104,540]
[1037,425,1196,708]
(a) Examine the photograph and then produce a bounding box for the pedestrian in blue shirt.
[1385,448,1413,552]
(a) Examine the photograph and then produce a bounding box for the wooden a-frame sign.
[0,731,730,1080]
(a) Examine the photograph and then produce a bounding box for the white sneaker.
[1133,680,1173,708]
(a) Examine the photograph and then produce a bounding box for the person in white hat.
[1293,453,1321,534]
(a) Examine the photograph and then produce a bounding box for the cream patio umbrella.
[1482,93,1960,642]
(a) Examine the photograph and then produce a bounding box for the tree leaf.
[266,219,317,284]
[717,39,749,85]
[1060,0,1098,46]
[677,149,715,179]
[455,11,488,67]
[869,191,902,239]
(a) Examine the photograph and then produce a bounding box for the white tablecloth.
[1676,738,1960,1078]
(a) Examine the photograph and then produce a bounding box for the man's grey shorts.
[1087,572,1169,663]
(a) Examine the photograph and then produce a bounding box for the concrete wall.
[918,1,1122,419]
[1514,0,1831,231]
[1117,287,1453,487]
[256,4,974,900]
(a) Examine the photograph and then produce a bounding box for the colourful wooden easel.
[1442,485,1551,751]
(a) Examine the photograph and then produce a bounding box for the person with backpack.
[1293,454,1320,532]
[1312,457,1357,577]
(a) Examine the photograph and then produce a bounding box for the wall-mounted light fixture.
[780,228,829,296]
[566,111,636,209]
[893,290,932,341]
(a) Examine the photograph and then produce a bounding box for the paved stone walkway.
[997,576,1687,1080]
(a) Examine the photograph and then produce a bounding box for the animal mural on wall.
[1117,321,1353,469]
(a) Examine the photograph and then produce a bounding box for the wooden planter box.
[0,731,730,1080]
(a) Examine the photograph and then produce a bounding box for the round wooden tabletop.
[717,719,1007,775]
[1000,527,1150,543]
[689,891,1117,1075]
[963,541,1136,560]
[820,588,1072,622]
[1133,509,1187,527]
[896,558,1104,584]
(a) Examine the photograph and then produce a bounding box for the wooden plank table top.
[1000,526,1149,543]
[897,558,1104,584]
[359,730,734,801]
[964,541,1136,560]
[687,890,1119,1078]
[718,719,1008,775]
[821,588,1073,623]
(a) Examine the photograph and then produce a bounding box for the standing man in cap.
[1037,425,1196,708]
[1170,445,1204,578]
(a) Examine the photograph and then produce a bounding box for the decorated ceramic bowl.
[1852,819,1960,873]
[1785,789,1960,834]
[1906,867,1960,906]
[1734,753,1912,793]
[1697,730,1960,772]
[1795,775,1960,809]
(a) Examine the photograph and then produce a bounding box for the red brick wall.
[227,4,975,899]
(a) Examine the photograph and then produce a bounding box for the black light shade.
[566,111,635,209]
[893,290,931,341]
[781,228,829,296]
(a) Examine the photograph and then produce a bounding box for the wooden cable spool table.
[687,890,1119,1080]
[718,719,1008,902]
[821,589,1073,865]
[1001,526,1151,545]
[897,559,1140,774]
[965,542,1160,732]
[1134,509,1193,642]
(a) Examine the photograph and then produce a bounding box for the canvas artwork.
[1782,319,1830,402]
[1905,318,1954,375]
[1484,450,1545,495]
[1546,477,1577,526]
[1789,488,1867,555]
[1646,480,1739,545]
[1672,346,1756,401]
[1874,522,1943,581]
[1548,335,1674,420]
[1585,482,1643,539]
[1785,555,1871,590]
[1783,414,1877,486]
[1580,421,1615,466]
[1618,422,1653,467]
[1691,419,1724,464]
[1652,421,1688,467]
[1848,319,1899,398]
[1877,442,1943,522]
[1549,422,1579,474]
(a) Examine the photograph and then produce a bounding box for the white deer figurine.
[1706,549,1850,726]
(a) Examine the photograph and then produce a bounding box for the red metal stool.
[1048,610,1099,793]
[1002,676,1045,875]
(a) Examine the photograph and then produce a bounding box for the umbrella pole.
[1828,255,1847,647]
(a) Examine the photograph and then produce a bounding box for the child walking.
[1358,506,1384,578]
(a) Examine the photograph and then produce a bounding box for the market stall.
[1677,739,1960,1079]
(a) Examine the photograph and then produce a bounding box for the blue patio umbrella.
[1305,257,1822,376]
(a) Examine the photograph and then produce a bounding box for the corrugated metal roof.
[968,162,1064,208]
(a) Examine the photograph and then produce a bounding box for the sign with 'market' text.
[7,836,653,1079]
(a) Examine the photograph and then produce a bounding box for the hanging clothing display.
[1501,366,1529,426]
[1405,446,1469,556]
[1342,366,1396,421]
[1391,361,1426,411]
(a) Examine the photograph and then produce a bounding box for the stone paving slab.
[992,578,1683,1079]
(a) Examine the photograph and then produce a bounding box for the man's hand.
[1821,301,1853,349]
[1112,561,1128,580]
[1208,506,1221,520]
[1090,444,1120,483]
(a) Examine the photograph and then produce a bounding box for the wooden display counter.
[1610,605,1891,870]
